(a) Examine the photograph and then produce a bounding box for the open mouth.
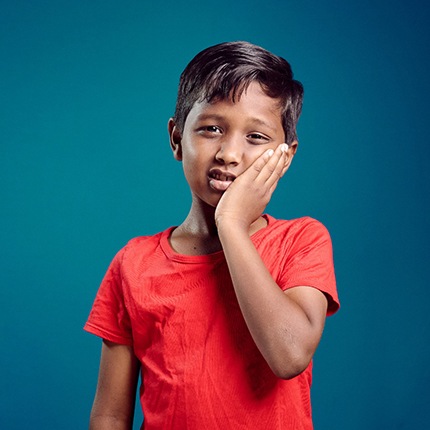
[208,169,236,191]
[210,171,236,182]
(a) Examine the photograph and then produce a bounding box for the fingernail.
[280,143,289,153]
[267,149,274,157]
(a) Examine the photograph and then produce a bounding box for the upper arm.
[284,286,328,353]
[90,340,140,429]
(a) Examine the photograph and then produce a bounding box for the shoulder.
[111,227,174,267]
[263,215,339,315]
[268,214,328,230]
[256,215,335,276]
[124,230,164,251]
[254,215,334,266]
[262,215,332,246]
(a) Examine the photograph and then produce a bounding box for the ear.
[168,118,183,161]
[281,140,298,176]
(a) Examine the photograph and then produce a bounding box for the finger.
[273,144,291,179]
[247,148,276,179]
[259,143,289,187]
[249,144,285,182]
[267,154,289,195]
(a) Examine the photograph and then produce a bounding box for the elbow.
[269,351,313,380]
[271,362,309,380]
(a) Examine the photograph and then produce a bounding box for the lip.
[208,168,237,192]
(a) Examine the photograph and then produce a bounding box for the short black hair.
[173,41,304,145]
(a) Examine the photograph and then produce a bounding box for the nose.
[215,138,243,166]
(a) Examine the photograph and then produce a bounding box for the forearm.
[218,221,324,379]
[89,341,139,430]
[89,414,133,430]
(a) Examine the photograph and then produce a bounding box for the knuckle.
[253,163,263,173]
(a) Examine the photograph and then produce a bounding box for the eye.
[247,133,270,145]
[197,125,223,137]
[206,126,222,133]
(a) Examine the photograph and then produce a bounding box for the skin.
[89,341,140,430]
[89,81,328,428]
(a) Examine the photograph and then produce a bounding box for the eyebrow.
[196,114,278,133]
[196,113,225,122]
[249,117,278,133]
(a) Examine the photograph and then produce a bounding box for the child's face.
[169,81,294,208]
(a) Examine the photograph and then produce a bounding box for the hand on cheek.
[215,143,290,230]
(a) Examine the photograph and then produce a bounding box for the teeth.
[211,172,235,181]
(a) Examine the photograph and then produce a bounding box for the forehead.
[186,82,283,129]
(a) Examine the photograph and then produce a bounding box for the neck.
[169,200,268,256]
[169,201,220,255]
[179,210,217,237]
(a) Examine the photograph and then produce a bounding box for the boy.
[85,41,339,430]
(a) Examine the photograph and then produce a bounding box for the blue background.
[2,1,429,428]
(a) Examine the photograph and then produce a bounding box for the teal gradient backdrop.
[2,1,429,428]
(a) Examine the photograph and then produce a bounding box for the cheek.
[245,145,274,164]
[181,147,199,171]
[181,151,204,184]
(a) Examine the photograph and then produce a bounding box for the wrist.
[216,215,249,236]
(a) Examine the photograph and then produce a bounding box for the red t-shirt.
[85,215,339,429]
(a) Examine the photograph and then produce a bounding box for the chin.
[195,193,222,210]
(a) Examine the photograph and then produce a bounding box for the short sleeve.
[84,248,133,345]
[278,219,339,316]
